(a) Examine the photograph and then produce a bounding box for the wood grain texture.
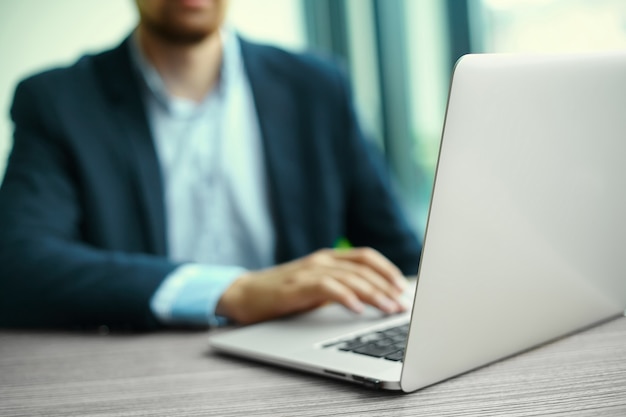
[1,317,625,417]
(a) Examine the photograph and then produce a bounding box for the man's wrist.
[215,272,250,323]
[151,264,247,327]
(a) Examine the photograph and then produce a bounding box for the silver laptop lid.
[401,52,626,392]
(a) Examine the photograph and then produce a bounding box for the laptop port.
[352,375,381,389]
[323,369,346,378]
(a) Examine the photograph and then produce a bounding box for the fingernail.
[376,295,398,314]
[348,298,365,314]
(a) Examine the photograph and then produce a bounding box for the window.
[404,0,451,234]
[227,0,306,51]
[471,0,626,53]
[305,0,626,234]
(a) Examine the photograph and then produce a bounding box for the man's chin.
[160,29,214,45]
[144,20,218,45]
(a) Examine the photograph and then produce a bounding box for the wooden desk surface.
[1,317,625,416]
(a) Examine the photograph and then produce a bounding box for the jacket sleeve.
[0,78,179,330]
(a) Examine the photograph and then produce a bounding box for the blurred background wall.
[1,0,625,234]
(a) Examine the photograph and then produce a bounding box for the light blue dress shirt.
[130,29,275,326]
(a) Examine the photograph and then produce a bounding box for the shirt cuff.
[150,263,246,327]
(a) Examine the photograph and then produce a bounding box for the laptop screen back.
[401,52,626,392]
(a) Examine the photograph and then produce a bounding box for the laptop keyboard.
[323,323,409,362]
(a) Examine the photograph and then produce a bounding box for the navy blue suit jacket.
[0,37,421,329]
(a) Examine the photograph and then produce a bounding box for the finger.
[299,274,366,314]
[316,260,403,300]
[332,247,408,291]
[330,270,405,314]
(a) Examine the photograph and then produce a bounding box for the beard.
[140,15,217,45]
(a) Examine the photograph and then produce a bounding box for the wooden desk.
[1,317,625,416]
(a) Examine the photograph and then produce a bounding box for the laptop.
[209,51,626,392]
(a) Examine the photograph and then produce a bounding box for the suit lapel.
[239,39,304,262]
[92,38,168,256]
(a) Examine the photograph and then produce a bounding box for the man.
[0,0,421,330]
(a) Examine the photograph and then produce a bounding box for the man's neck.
[137,26,223,102]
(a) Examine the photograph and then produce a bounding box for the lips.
[177,0,214,10]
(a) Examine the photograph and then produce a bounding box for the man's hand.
[215,247,409,324]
